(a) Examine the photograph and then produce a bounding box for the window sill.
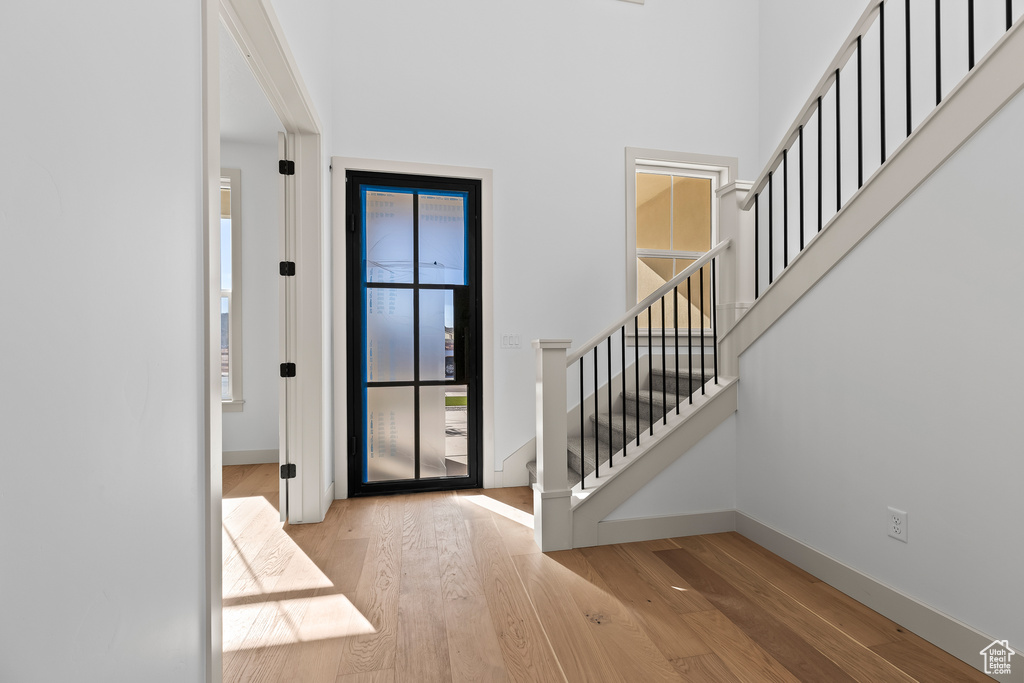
[222,399,246,413]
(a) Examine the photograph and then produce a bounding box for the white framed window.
[221,168,244,411]
[625,148,735,331]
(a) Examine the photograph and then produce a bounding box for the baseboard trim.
[597,510,737,546]
[736,512,1019,681]
[223,449,278,466]
[322,481,336,509]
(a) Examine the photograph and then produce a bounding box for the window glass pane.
[364,188,415,283]
[366,288,414,381]
[419,193,467,285]
[220,218,232,291]
[420,385,469,479]
[221,296,230,399]
[365,386,416,482]
[636,173,671,250]
[419,289,454,381]
[675,259,712,329]
[672,176,712,252]
[636,257,711,328]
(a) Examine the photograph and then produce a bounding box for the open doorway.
[219,18,283,496]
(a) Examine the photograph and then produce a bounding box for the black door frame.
[346,170,483,496]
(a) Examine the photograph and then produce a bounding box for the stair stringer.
[569,377,737,548]
[723,16,1024,359]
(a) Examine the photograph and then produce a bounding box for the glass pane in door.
[366,386,416,481]
[419,289,454,381]
[419,193,467,285]
[364,189,414,283]
[366,288,414,381]
[420,385,468,478]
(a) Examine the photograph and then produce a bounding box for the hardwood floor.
[222,464,989,682]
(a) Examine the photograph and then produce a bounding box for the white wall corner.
[498,437,536,487]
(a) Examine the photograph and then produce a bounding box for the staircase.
[527,364,711,488]
[530,0,1024,555]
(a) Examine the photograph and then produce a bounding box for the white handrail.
[567,240,731,366]
[740,0,883,211]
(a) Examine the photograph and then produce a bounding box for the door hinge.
[279,159,295,176]
[280,362,297,378]
[280,463,297,479]
[279,261,296,276]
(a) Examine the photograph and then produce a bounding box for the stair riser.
[623,396,669,420]
[651,374,708,395]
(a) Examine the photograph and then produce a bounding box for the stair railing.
[743,0,1019,300]
[532,239,730,551]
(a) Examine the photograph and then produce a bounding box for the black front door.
[346,171,482,496]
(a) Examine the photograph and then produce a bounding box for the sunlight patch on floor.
[463,494,534,527]
[222,496,333,600]
[223,594,376,651]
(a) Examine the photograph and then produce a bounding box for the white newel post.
[532,339,573,552]
[716,181,755,378]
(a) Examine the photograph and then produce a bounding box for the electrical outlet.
[888,506,908,543]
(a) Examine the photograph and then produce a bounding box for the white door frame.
[202,0,326,679]
[331,157,495,498]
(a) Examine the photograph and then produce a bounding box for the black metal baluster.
[647,307,653,436]
[818,96,823,232]
[621,325,627,458]
[783,149,789,268]
[699,267,706,395]
[1008,0,1013,30]
[593,347,599,480]
[799,126,805,250]
[579,361,585,490]
[687,276,693,405]
[768,172,774,284]
[661,296,667,425]
[754,193,760,299]
[674,286,680,414]
[634,316,640,447]
[857,35,864,189]
[935,0,942,104]
[906,0,913,136]
[881,0,887,164]
[607,336,613,468]
[835,68,842,212]
[711,259,718,385]
[968,0,975,69]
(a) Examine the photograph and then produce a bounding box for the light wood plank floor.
[223,464,989,682]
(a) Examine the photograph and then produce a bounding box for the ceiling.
[220,23,281,145]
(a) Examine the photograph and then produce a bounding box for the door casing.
[331,157,495,500]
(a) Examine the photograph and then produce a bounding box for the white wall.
[0,3,205,681]
[222,141,281,455]
[757,0,865,170]
[736,86,1024,648]
[330,0,761,466]
[604,413,737,520]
